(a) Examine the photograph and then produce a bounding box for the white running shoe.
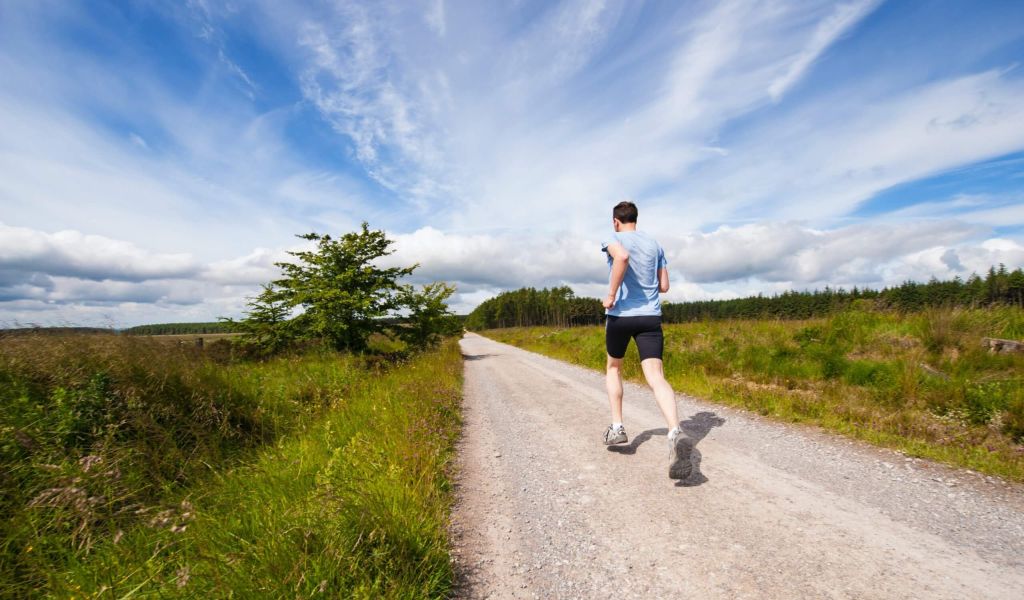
[603,424,628,445]
[668,427,693,480]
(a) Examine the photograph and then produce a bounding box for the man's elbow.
[614,253,630,264]
[660,283,669,293]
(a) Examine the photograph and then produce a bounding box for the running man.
[601,201,690,479]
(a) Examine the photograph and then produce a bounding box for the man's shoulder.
[631,230,661,248]
[603,230,661,250]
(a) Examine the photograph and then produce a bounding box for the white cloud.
[1,1,1022,326]
[295,2,453,202]
[203,248,286,286]
[1,217,1019,326]
[0,223,198,281]
[383,219,1017,308]
[46,278,204,305]
[514,0,619,84]
[384,226,606,288]
[425,0,446,37]
[878,192,1024,228]
[698,69,1024,223]
[0,224,271,325]
[428,0,929,235]
[666,220,985,284]
[0,47,370,259]
[164,0,1024,241]
[768,0,882,101]
[129,132,149,149]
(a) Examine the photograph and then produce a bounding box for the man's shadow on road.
[607,411,726,487]
[461,353,494,361]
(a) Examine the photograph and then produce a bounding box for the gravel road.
[449,333,1024,599]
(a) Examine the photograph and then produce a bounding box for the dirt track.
[449,333,1024,599]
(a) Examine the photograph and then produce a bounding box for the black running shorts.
[605,315,664,360]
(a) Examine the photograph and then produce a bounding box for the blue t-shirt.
[601,231,667,317]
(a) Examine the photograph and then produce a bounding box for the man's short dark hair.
[613,201,638,224]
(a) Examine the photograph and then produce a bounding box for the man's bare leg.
[641,358,679,430]
[645,357,690,478]
[606,355,624,424]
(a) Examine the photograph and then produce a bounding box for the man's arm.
[603,242,629,309]
[659,267,670,293]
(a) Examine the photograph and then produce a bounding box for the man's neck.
[618,224,637,232]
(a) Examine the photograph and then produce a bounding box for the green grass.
[482,307,1024,481]
[2,333,462,598]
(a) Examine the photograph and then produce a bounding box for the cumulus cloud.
[667,220,984,284]
[1,218,1020,326]
[0,223,198,282]
[0,224,258,324]
[203,247,289,286]
[384,220,1019,307]
[384,226,606,288]
[47,278,205,305]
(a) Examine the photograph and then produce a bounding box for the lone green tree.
[396,282,462,349]
[230,283,294,355]
[235,223,457,353]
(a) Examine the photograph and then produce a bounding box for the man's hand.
[603,293,616,309]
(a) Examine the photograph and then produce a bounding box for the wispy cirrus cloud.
[768,0,883,101]
[703,69,1024,224]
[296,2,454,202]
[219,0,1022,241]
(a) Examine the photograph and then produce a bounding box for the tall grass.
[2,332,462,598]
[484,307,1024,480]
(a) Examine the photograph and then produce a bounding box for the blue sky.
[1,0,1023,325]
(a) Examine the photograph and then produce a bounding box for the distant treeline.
[124,322,242,335]
[0,327,112,336]
[466,265,1024,329]
[464,286,605,330]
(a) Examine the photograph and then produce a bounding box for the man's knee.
[606,355,623,371]
[640,358,666,380]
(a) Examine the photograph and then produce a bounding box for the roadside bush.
[824,308,879,347]
[843,360,895,387]
[818,350,848,380]
[1003,396,1024,443]
[963,381,1018,427]
[0,332,355,594]
[793,325,824,347]
[46,339,463,598]
[913,308,962,354]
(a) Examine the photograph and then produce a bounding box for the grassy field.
[483,306,1024,481]
[1,333,462,598]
